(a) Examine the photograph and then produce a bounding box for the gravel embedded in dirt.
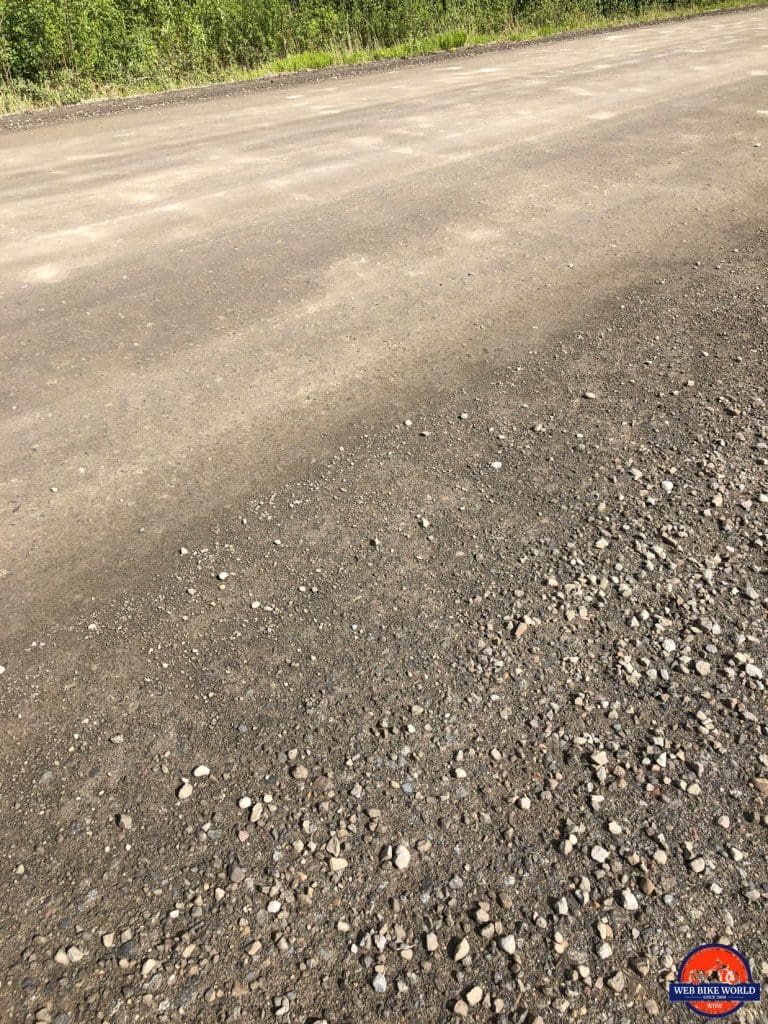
[0,237,766,1022]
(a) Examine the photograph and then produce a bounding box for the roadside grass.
[0,0,763,116]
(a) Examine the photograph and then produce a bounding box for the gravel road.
[2,9,767,640]
[1,10,767,1024]
[2,236,766,1023]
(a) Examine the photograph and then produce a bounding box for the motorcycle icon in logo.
[669,944,761,1018]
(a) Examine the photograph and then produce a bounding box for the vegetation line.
[0,0,763,114]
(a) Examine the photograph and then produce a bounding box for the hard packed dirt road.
[1,9,767,1024]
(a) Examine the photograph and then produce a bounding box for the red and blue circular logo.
[669,945,761,1017]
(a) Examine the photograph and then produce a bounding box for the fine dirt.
[1,235,766,1023]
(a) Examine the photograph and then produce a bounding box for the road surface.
[1,9,767,641]
[0,13,767,1024]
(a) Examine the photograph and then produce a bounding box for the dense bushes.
[0,0,722,100]
[0,0,483,83]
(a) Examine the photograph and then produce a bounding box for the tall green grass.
[0,0,760,112]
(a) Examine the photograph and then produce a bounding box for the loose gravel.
[0,236,766,1023]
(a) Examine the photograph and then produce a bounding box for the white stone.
[393,844,411,871]
[622,890,639,911]
[465,986,483,1007]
